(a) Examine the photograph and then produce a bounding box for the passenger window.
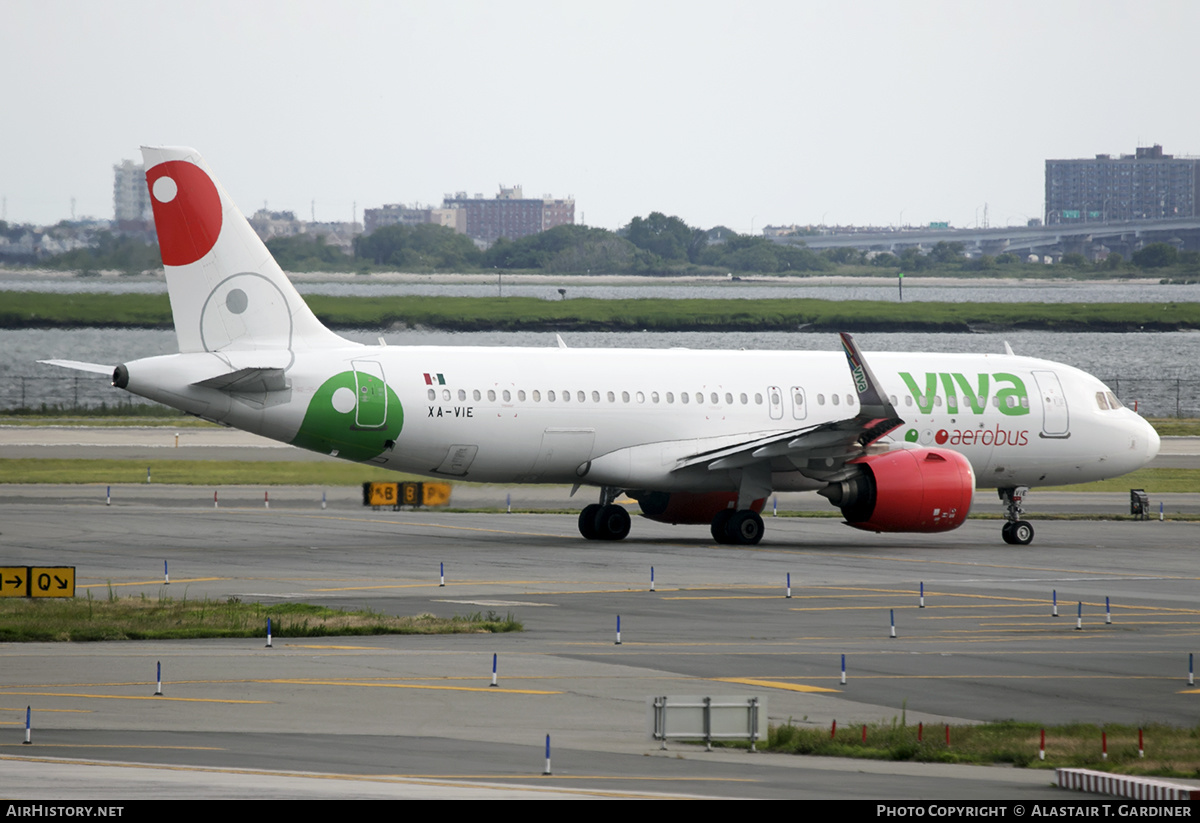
[487,390,496,401]
[443,389,451,400]
[832,394,840,406]
[651,392,660,403]
[518,390,526,401]
[458,389,466,401]
[427,389,436,401]
[666,392,674,403]
[607,391,615,403]
[636,391,645,403]
[682,393,690,404]
[592,391,600,403]
[740,393,748,404]
[622,391,630,403]
[502,390,511,402]
[533,390,541,402]
[817,394,825,405]
[577,391,585,402]
[548,390,556,401]
[563,391,570,402]
[473,389,481,401]
[754,393,763,405]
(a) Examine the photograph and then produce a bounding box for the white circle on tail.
[331,387,355,414]
[199,272,294,353]
[152,176,178,203]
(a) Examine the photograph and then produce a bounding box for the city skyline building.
[1045,145,1200,225]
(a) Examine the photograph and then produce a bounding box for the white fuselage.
[120,343,1160,494]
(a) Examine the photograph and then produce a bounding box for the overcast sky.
[3,0,1198,233]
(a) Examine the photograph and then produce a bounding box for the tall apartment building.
[1045,145,1200,224]
[363,203,465,235]
[442,186,574,245]
[113,159,153,233]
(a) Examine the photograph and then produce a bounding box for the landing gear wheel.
[710,510,735,543]
[595,504,631,541]
[726,510,764,545]
[578,504,602,540]
[1001,520,1034,545]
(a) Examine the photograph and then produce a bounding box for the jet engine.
[631,490,765,525]
[818,448,974,533]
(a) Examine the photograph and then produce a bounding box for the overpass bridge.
[771,217,1200,261]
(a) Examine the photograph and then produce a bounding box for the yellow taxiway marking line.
[0,707,90,713]
[714,677,839,693]
[269,511,566,539]
[738,548,1200,580]
[281,644,388,650]
[0,743,223,751]
[0,755,750,796]
[78,578,229,588]
[0,692,270,704]
[254,678,560,695]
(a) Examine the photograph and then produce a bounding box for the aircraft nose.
[1143,417,1161,463]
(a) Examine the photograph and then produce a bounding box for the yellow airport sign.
[364,481,399,507]
[1,567,28,597]
[31,567,75,598]
[363,481,451,509]
[422,482,451,507]
[2,566,75,598]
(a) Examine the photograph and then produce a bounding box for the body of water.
[4,274,1200,303]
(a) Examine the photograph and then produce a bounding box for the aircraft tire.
[596,504,631,541]
[1012,520,1034,545]
[726,510,764,545]
[578,504,602,540]
[711,510,735,543]
[1001,522,1015,544]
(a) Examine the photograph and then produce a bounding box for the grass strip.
[0,592,521,642]
[2,459,1197,494]
[765,720,1200,778]
[0,458,424,486]
[7,291,1200,332]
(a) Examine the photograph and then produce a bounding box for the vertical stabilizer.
[141,146,351,354]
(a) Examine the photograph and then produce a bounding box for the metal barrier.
[648,694,767,751]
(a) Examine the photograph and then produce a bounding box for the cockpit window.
[1106,391,1123,409]
[1096,391,1111,410]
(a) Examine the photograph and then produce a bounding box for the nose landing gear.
[998,486,1034,545]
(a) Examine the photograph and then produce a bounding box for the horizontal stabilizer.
[39,359,114,376]
[194,367,288,393]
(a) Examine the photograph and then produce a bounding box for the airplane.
[44,147,1161,546]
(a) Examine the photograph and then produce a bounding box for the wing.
[671,333,904,482]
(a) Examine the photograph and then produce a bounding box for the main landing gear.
[998,486,1034,545]
[710,509,764,545]
[578,487,631,541]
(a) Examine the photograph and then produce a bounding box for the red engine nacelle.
[820,448,975,533]
[632,490,766,525]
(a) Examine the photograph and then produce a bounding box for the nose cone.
[1143,417,1161,464]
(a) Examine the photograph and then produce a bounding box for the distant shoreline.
[0,267,1168,289]
[2,289,1198,333]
